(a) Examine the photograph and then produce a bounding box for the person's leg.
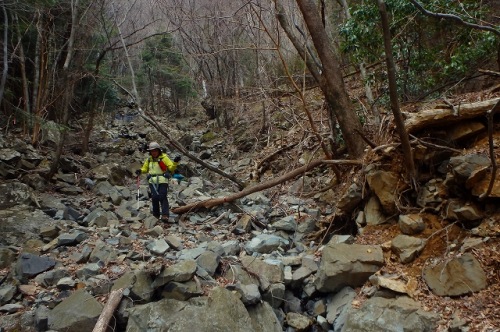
[149,184,160,218]
[158,184,169,219]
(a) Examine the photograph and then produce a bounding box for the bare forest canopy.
[0,0,498,178]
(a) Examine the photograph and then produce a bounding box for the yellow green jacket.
[140,152,178,184]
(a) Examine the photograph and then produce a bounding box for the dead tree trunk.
[92,288,124,332]
[377,0,416,180]
[172,158,362,214]
[295,0,366,158]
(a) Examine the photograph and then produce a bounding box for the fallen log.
[92,288,124,332]
[404,97,500,133]
[171,158,362,214]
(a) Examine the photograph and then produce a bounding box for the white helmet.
[147,141,161,151]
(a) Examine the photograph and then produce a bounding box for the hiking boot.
[161,215,169,222]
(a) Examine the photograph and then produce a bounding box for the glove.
[135,170,141,176]
[173,156,181,162]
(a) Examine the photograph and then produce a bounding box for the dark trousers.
[149,183,169,218]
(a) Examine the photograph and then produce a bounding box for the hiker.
[136,141,180,222]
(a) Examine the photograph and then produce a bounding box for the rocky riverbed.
[0,102,498,331]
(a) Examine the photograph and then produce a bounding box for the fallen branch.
[92,288,124,332]
[404,98,500,133]
[172,158,362,214]
[172,159,324,214]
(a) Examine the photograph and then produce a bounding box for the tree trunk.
[82,50,106,154]
[295,0,366,158]
[0,4,8,104]
[377,0,416,179]
[14,13,31,135]
[46,0,80,179]
[274,0,322,84]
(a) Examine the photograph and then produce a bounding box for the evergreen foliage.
[339,0,498,101]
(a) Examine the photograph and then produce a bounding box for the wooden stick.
[92,288,124,332]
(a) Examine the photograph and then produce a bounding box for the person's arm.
[139,159,149,174]
[163,154,178,173]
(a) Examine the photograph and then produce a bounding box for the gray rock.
[423,253,487,296]
[56,277,76,290]
[222,240,241,256]
[241,256,284,284]
[0,247,16,268]
[0,206,50,246]
[327,235,355,245]
[398,214,425,235]
[244,234,289,254]
[417,178,445,208]
[286,312,311,331]
[126,287,255,332]
[283,290,301,313]
[391,235,426,264]
[337,183,363,214]
[89,242,118,263]
[364,196,387,225]
[326,286,356,330]
[342,296,438,332]
[262,283,286,309]
[0,181,35,209]
[147,238,170,255]
[160,280,203,300]
[165,234,183,250]
[75,263,102,280]
[34,268,71,287]
[15,253,56,282]
[247,301,282,332]
[56,231,88,247]
[271,215,297,232]
[448,154,490,180]
[230,283,261,305]
[0,303,24,313]
[315,243,384,293]
[47,290,103,332]
[152,259,197,288]
[0,284,16,305]
[112,270,154,303]
[196,250,220,276]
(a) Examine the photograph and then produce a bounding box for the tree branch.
[92,288,124,332]
[409,0,500,36]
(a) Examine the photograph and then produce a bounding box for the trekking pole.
[136,175,140,210]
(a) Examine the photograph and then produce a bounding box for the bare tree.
[0,4,8,103]
[281,0,366,158]
[47,0,83,179]
[377,0,415,180]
